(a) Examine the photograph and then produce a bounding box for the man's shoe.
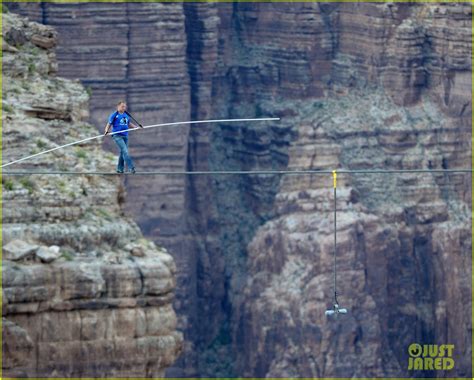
[129,168,136,174]
[116,169,124,174]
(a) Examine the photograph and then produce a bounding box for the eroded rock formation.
[5,2,472,377]
[2,12,183,377]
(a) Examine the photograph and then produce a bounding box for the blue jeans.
[112,134,135,172]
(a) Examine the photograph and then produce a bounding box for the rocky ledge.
[2,12,183,377]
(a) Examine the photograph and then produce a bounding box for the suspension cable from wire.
[333,170,338,306]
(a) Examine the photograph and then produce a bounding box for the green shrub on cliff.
[3,179,14,191]
[61,251,74,261]
[96,208,112,221]
[28,63,36,75]
[19,178,35,194]
[3,103,13,113]
[75,147,87,160]
[36,139,47,149]
[57,180,66,193]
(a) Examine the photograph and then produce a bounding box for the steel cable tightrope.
[2,168,473,176]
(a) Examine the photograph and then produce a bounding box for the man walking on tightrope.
[104,101,143,174]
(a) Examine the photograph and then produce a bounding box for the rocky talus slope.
[7,2,472,378]
[2,12,182,377]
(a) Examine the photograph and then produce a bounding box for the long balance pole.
[1,117,280,168]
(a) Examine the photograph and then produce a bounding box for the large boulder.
[3,240,38,261]
[36,245,61,263]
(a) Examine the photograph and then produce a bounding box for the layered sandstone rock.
[6,2,472,377]
[232,88,471,377]
[2,12,182,377]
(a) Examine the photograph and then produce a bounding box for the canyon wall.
[6,2,472,377]
[2,11,183,377]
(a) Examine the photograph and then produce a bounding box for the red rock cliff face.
[7,2,472,377]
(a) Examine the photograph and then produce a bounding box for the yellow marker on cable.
[332,170,337,189]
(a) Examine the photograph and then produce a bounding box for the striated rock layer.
[2,12,183,377]
[6,2,472,378]
[233,88,471,377]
